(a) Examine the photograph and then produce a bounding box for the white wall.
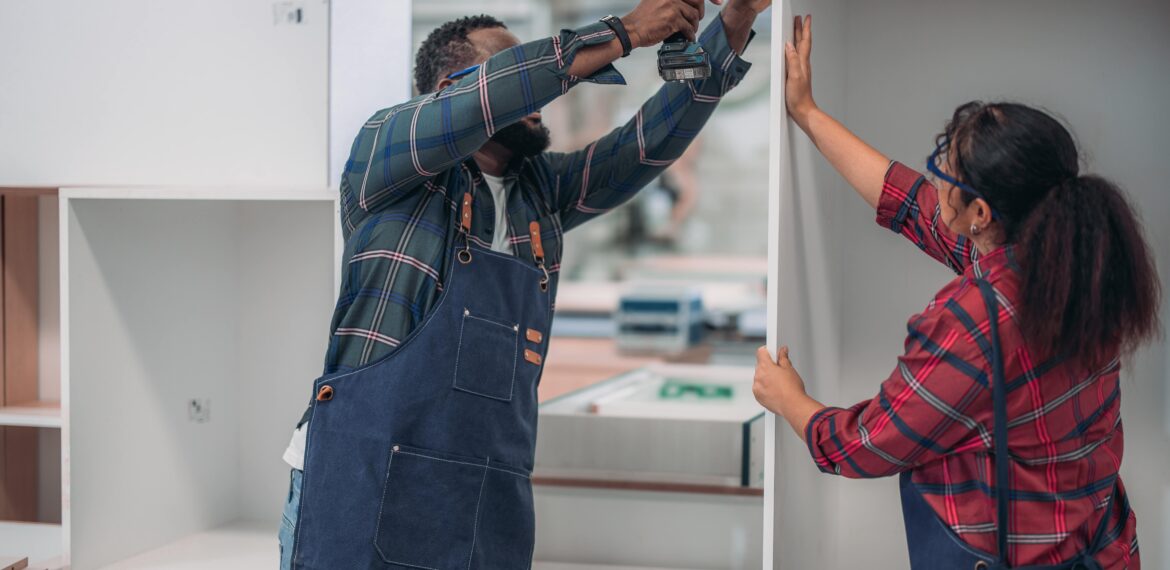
[234,201,335,522]
[0,0,328,188]
[781,0,1170,568]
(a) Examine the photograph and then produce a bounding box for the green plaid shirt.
[323,16,752,375]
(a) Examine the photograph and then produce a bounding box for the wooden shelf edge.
[532,475,764,498]
[0,401,62,429]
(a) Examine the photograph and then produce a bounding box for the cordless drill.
[657,32,711,81]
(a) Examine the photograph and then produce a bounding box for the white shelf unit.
[1,0,410,564]
[59,189,338,569]
[767,1,1170,569]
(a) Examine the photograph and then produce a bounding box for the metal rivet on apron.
[317,385,334,401]
[974,562,989,570]
[513,324,519,331]
[464,308,470,316]
[392,445,400,452]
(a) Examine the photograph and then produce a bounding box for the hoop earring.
[970,224,982,236]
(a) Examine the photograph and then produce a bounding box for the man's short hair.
[414,15,506,95]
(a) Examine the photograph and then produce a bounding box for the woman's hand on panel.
[753,345,805,413]
[754,345,825,436]
[784,15,817,129]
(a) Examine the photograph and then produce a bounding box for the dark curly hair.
[937,101,1161,368]
[414,15,506,95]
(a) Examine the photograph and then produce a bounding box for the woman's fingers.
[792,15,811,57]
[756,346,775,368]
[800,15,812,66]
[756,345,793,369]
[778,345,792,367]
[784,42,799,75]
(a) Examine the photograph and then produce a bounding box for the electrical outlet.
[189,398,211,423]
[273,1,305,25]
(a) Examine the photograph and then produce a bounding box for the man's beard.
[490,120,551,158]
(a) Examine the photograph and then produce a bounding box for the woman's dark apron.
[291,190,553,569]
[899,279,1124,570]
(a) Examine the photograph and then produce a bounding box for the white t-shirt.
[283,175,514,470]
[482,173,514,254]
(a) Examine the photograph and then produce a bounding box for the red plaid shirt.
[805,162,1140,567]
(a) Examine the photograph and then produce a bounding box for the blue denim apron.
[898,279,1118,570]
[291,191,552,569]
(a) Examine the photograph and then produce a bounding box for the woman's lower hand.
[753,345,806,413]
[784,14,817,129]
[754,345,825,436]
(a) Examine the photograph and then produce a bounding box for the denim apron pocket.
[453,308,520,402]
[374,445,488,568]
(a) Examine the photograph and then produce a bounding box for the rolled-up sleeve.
[805,302,993,479]
[544,13,753,232]
[876,161,978,274]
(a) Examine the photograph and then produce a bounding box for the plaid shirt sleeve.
[805,295,993,478]
[542,14,752,232]
[340,21,625,222]
[877,161,978,274]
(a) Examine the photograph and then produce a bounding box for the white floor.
[103,521,276,569]
[99,520,695,570]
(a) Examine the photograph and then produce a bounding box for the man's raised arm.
[341,0,711,218]
[544,3,765,232]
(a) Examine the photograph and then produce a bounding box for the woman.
[753,15,1160,569]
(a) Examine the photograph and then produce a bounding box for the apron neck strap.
[529,221,549,292]
[976,279,1011,565]
[455,184,550,288]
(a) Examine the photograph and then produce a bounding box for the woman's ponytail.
[940,102,1161,369]
[1016,175,1160,368]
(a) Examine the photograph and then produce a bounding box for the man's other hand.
[720,0,770,54]
[623,0,720,45]
[725,0,771,19]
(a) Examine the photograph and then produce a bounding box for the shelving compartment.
[62,192,336,569]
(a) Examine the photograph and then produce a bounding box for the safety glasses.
[446,64,481,81]
[926,140,999,219]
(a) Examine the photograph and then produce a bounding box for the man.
[279,0,768,567]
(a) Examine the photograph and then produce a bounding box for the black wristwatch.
[600,15,633,58]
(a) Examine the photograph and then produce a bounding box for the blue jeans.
[278,468,303,570]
